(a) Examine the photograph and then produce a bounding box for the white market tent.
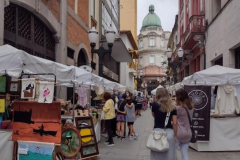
[0,45,125,89]
[182,65,240,85]
[151,85,163,95]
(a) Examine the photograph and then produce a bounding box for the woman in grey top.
[118,96,139,140]
[175,89,194,160]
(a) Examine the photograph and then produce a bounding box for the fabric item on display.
[215,84,240,115]
[21,78,35,99]
[38,81,54,103]
[0,130,14,160]
[234,84,240,110]
[12,101,61,143]
[78,87,88,107]
[211,86,216,110]
[95,86,104,95]
[18,141,54,160]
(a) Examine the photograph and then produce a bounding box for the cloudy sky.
[137,0,178,34]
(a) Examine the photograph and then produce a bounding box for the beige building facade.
[138,5,170,94]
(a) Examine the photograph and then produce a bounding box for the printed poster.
[184,85,211,142]
[38,81,54,103]
[21,78,36,99]
[0,76,6,93]
[12,101,61,143]
[18,141,54,160]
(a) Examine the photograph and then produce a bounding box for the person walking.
[135,92,143,116]
[149,96,153,109]
[111,89,119,137]
[175,89,194,160]
[103,92,116,147]
[125,96,139,140]
[150,88,177,160]
[142,96,147,111]
[116,94,127,140]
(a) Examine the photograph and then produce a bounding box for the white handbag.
[146,112,170,152]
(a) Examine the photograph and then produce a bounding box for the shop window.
[139,39,143,48]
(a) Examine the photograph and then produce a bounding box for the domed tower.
[137,5,171,94]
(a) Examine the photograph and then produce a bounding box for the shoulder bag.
[146,112,170,152]
[184,107,197,143]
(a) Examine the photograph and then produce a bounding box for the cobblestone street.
[97,108,240,160]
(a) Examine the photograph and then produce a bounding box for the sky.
[137,0,178,34]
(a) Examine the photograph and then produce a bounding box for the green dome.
[142,5,161,28]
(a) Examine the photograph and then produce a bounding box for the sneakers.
[117,136,121,140]
[134,133,139,140]
[107,142,115,147]
[104,141,109,145]
[121,137,125,140]
[129,136,133,141]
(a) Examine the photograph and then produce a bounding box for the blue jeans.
[175,141,189,160]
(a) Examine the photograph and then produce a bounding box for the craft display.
[78,87,88,107]
[38,81,54,103]
[75,116,99,158]
[21,78,35,99]
[17,141,54,160]
[12,101,61,143]
[60,122,81,158]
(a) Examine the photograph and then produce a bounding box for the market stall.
[150,85,163,95]
[182,65,240,151]
[0,45,127,159]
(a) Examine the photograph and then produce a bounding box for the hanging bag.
[184,107,197,143]
[146,112,170,152]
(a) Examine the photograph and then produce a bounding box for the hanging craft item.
[95,86,104,95]
[12,101,61,143]
[21,78,35,99]
[75,116,99,158]
[78,87,88,107]
[17,141,54,160]
[60,122,81,158]
[38,81,54,103]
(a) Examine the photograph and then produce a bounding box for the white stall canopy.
[151,85,163,95]
[182,65,240,85]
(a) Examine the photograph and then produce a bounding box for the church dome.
[142,5,161,28]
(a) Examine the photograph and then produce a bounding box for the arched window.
[4,4,55,61]
[77,49,87,67]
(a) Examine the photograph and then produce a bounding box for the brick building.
[0,0,94,99]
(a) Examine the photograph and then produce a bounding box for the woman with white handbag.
[148,88,177,160]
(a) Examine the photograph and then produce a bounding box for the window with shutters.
[4,4,55,61]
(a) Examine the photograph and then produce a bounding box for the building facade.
[120,0,137,42]
[120,0,138,89]
[119,31,138,89]
[205,0,240,68]
[167,15,179,84]
[174,0,205,82]
[137,5,170,94]
[0,0,95,100]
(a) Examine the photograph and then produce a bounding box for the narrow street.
[97,108,240,160]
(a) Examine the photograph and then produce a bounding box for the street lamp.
[166,47,184,84]
[133,69,143,81]
[88,27,116,77]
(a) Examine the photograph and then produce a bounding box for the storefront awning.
[102,38,133,62]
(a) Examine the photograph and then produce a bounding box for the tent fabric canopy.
[182,65,240,85]
[0,45,127,90]
[151,85,163,95]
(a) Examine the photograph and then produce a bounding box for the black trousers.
[105,119,114,143]
[111,117,117,136]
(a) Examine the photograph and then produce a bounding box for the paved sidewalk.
[96,108,240,160]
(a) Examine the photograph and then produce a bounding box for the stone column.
[55,0,68,100]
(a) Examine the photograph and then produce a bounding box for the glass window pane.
[150,56,155,64]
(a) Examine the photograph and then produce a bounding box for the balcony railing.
[180,15,205,46]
